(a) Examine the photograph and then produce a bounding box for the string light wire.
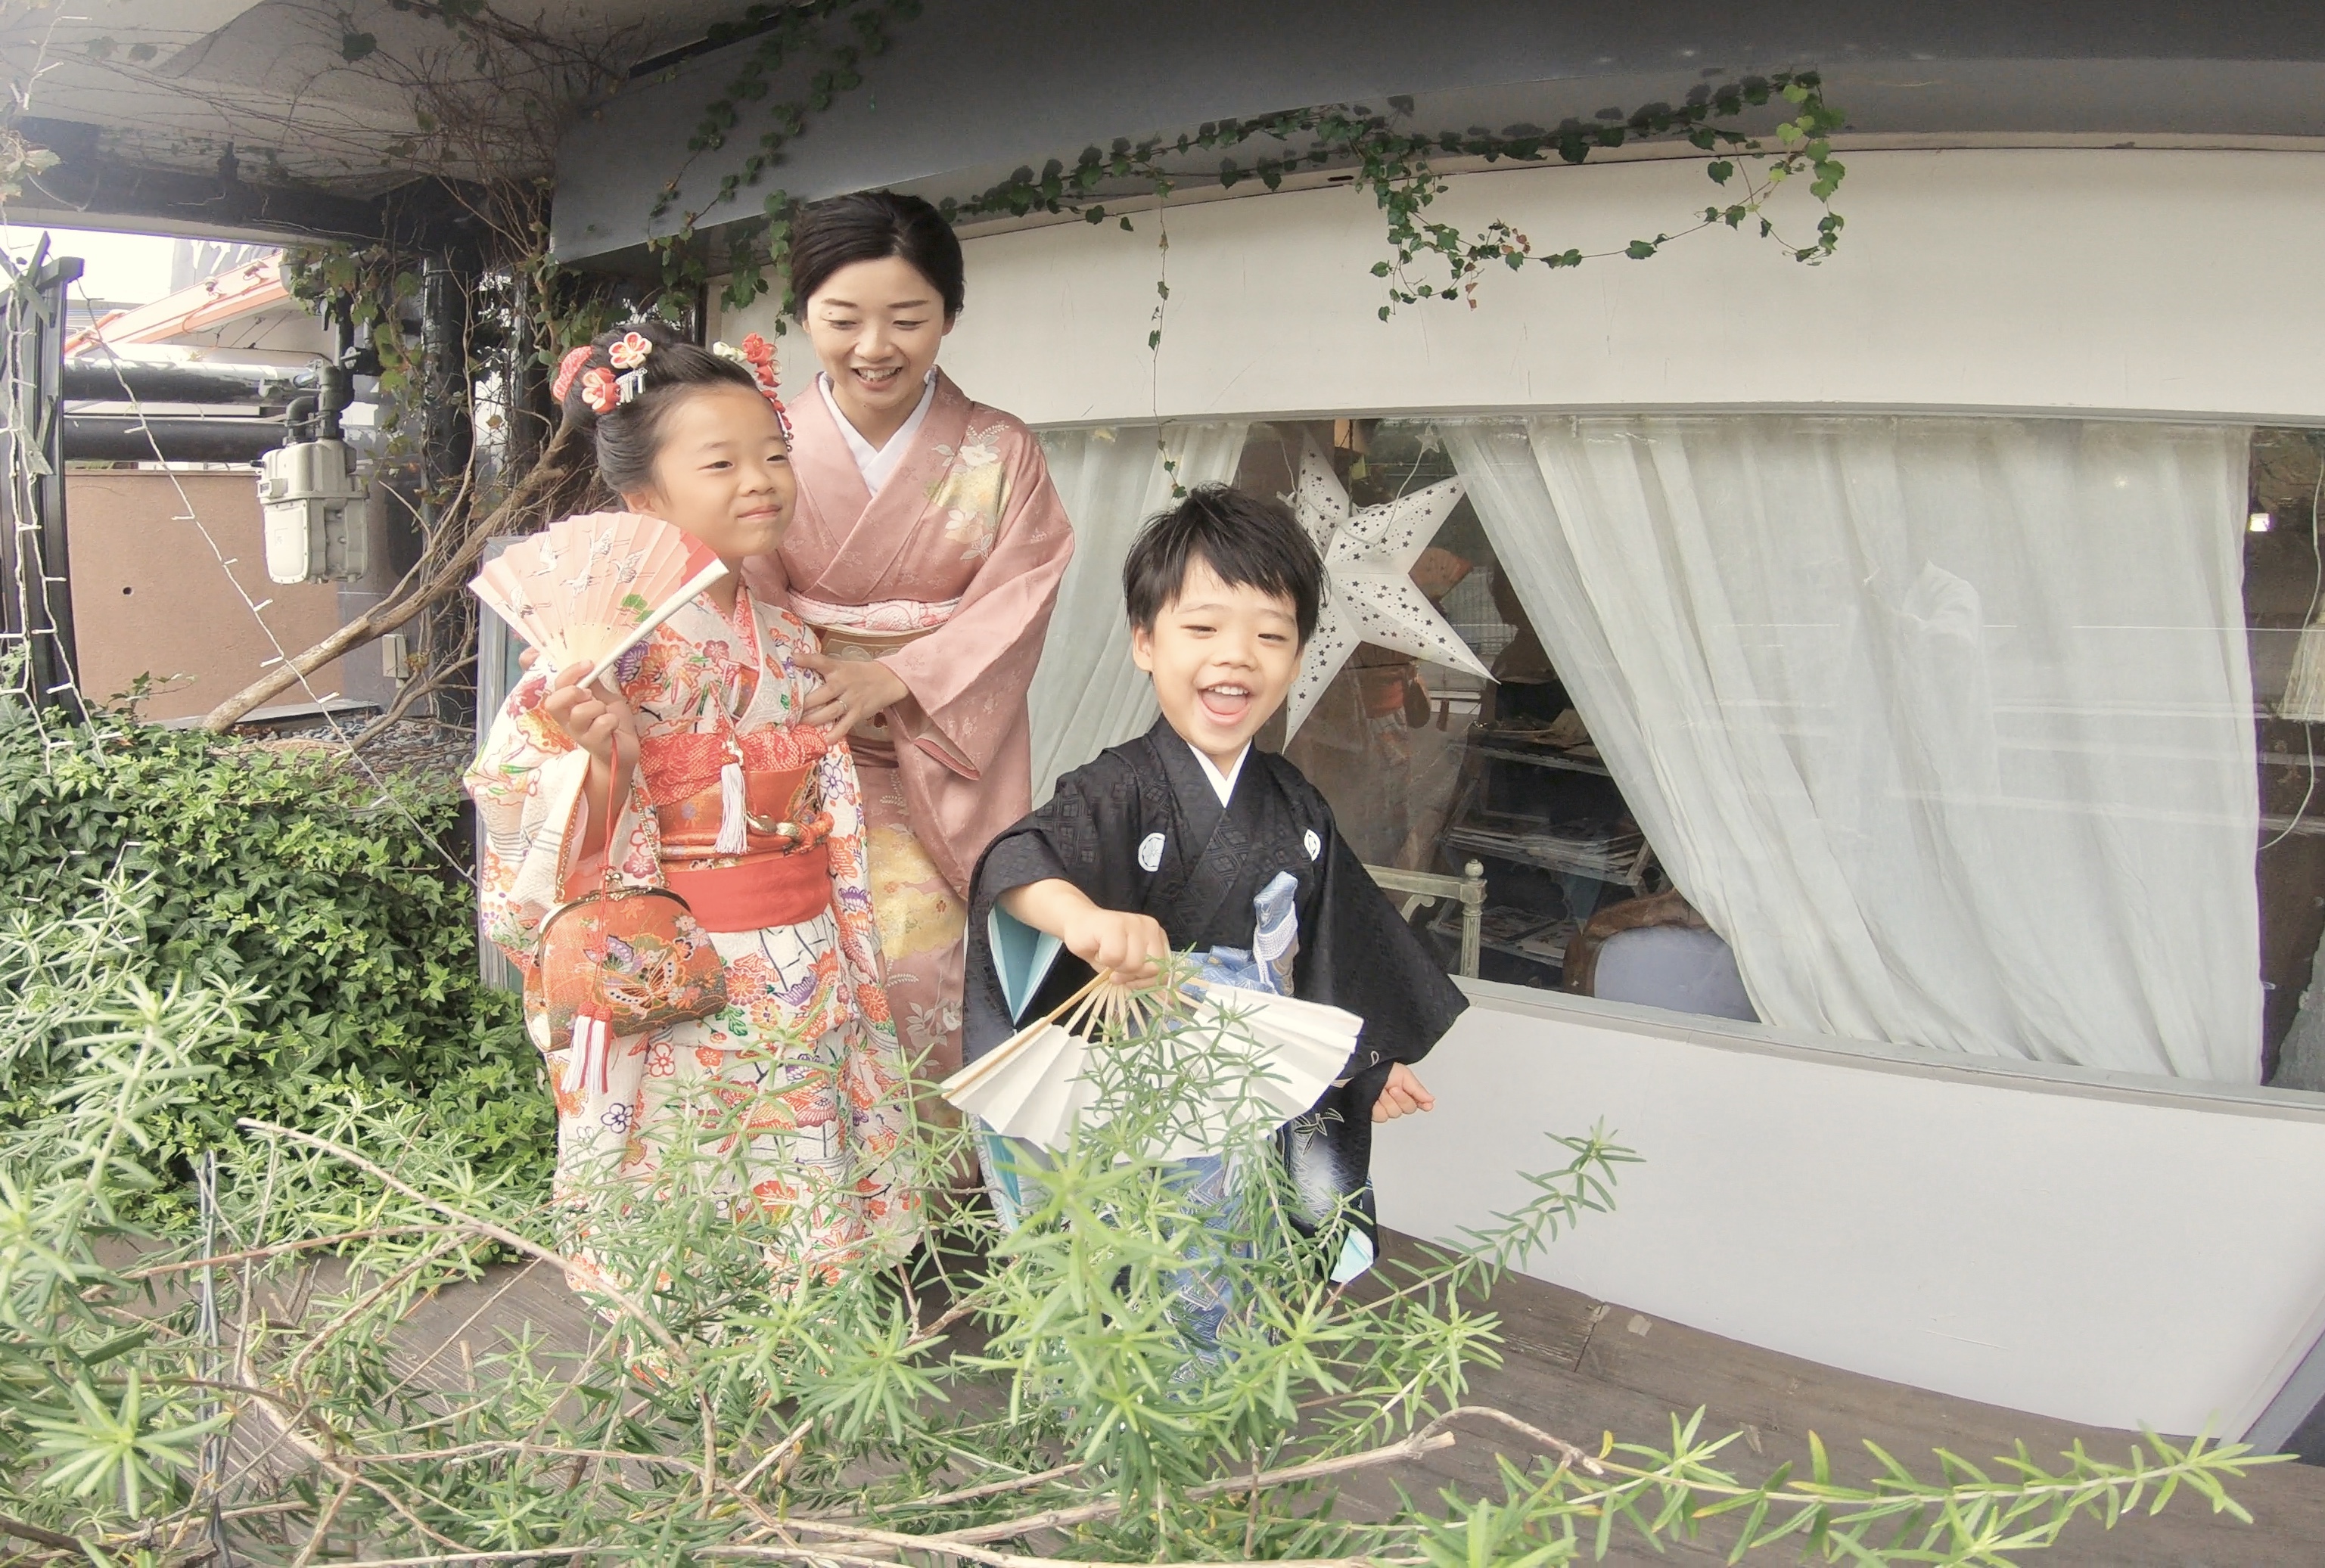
[69,277,480,887]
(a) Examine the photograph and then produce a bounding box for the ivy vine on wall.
[640,0,1845,331]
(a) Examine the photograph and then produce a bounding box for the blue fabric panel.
[989,906,1063,1024]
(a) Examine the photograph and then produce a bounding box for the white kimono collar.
[816,369,939,492]
[1188,739,1249,806]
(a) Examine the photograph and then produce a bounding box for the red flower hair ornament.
[550,344,594,402]
[712,334,791,439]
[577,365,622,415]
[608,331,654,370]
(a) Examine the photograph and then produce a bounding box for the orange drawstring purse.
[533,734,729,1095]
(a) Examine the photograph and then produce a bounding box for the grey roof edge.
[549,0,2325,265]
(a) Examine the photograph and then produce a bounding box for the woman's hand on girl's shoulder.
[539,661,640,764]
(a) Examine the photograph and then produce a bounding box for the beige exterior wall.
[715,147,2325,427]
[66,470,347,722]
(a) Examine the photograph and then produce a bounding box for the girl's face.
[618,383,796,569]
[800,255,953,430]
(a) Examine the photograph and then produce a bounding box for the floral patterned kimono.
[467,581,919,1274]
[744,371,1074,1092]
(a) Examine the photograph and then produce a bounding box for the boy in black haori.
[962,484,1466,1287]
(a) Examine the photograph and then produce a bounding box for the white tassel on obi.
[716,760,750,855]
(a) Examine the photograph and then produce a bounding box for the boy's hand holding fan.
[471,511,729,695]
[940,968,1369,1159]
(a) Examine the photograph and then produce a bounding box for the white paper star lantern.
[1283,433,1491,736]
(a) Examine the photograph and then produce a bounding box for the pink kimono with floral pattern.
[744,371,1073,1087]
[466,585,920,1275]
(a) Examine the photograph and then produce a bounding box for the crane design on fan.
[471,512,729,691]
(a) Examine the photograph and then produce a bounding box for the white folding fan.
[940,972,1361,1159]
[470,511,727,691]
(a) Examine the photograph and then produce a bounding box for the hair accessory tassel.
[715,759,750,855]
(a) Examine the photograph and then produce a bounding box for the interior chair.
[1563,888,1756,1023]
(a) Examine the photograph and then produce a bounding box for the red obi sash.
[638,725,836,933]
[664,852,828,932]
[636,725,828,804]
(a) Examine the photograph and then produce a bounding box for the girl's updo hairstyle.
[513,318,769,524]
[788,191,965,323]
[559,318,766,496]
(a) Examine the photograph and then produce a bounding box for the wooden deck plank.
[1366,1234,2325,1568]
[340,1230,2325,1565]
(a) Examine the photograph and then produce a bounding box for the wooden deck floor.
[1346,1239,2325,1567]
[352,1232,2325,1566]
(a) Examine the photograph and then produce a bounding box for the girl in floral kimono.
[742,192,1075,1107]
[466,321,918,1280]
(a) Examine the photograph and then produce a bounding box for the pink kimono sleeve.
[881,428,1074,778]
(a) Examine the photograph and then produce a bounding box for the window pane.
[1032,411,2317,1085]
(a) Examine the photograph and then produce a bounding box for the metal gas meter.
[258,359,367,583]
[260,438,367,582]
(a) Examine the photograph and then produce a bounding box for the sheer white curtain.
[1029,421,1250,800]
[1446,415,2260,1082]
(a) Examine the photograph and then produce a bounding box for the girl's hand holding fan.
[538,661,639,767]
[471,511,729,695]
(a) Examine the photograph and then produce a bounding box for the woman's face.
[619,383,796,570]
[800,255,953,431]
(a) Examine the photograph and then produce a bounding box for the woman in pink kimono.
[746,192,1074,1096]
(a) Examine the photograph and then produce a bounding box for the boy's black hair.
[1122,484,1323,645]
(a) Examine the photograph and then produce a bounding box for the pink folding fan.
[471,511,726,688]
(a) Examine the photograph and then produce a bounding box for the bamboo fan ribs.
[471,511,727,688]
[940,971,1362,1158]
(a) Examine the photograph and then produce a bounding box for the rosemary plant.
[0,903,2283,1565]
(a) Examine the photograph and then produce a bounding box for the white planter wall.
[1376,983,2325,1436]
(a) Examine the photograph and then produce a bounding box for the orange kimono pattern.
[465,582,920,1275]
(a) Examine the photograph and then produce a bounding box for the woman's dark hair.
[1122,486,1323,645]
[519,318,767,521]
[788,191,965,322]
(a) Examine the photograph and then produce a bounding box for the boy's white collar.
[1188,739,1249,806]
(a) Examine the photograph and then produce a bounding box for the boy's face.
[1130,557,1303,770]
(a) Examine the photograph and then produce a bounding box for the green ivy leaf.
[340,30,378,62]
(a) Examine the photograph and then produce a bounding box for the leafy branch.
[0,883,2285,1564]
[932,71,1846,318]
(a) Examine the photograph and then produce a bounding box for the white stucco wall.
[1376,983,2325,1436]
[908,147,2325,427]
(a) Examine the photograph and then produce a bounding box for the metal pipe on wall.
[60,415,281,465]
[60,360,307,405]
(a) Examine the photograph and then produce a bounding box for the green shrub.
[0,703,549,1221]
